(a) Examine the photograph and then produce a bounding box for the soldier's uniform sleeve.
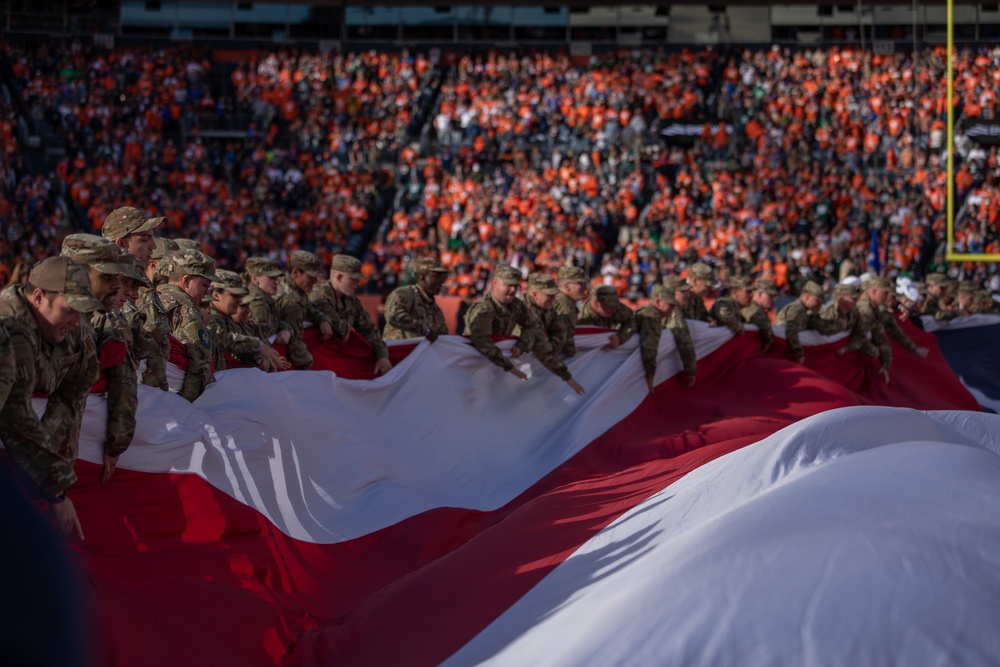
[383,287,419,339]
[307,285,340,335]
[781,304,806,360]
[465,301,514,372]
[685,297,710,322]
[870,312,893,371]
[103,346,137,458]
[553,295,578,358]
[0,326,93,499]
[277,292,313,370]
[209,313,263,358]
[743,305,774,349]
[919,296,938,316]
[808,306,846,336]
[636,307,663,380]
[350,298,389,360]
[881,309,920,353]
[613,304,637,344]
[139,301,169,391]
[547,307,574,358]
[668,311,697,378]
[518,304,571,381]
[710,297,743,334]
[171,304,215,402]
[0,324,13,410]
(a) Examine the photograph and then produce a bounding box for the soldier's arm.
[636,311,662,381]
[465,304,513,371]
[383,289,422,337]
[747,308,774,347]
[784,311,805,359]
[669,317,698,378]
[307,288,340,334]
[0,329,79,499]
[103,352,138,458]
[614,306,637,344]
[871,322,893,370]
[882,311,920,353]
[174,309,213,402]
[808,311,845,336]
[513,304,543,355]
[209,316,264,357]
[520,308,571,381]
[548,310,574,358]
[711,299,744,335]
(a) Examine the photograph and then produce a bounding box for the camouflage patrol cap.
[212,269,248,296]
[800,281,825,297]
[557,265,587,283]
[244,257,283,278]
[289,250,324,278]
[61,234,130,275]
[663,275,692,293]
[174,239,203,252]
[650,284,676,305]
[527,273,559,295]
[863,277,893,292]
[28,256,103,313]
[121,252,152,287]
[493,264,522,286]
[102,206,164,240]
[151,237,179,260]
[412,256,448,274]
[925,272,946,285]
[958,282,976,295]
[330,254,363,280]
[834,283,860,299]
[594,285,620,305]
[688,262,715,280]
[753,279,779,296]
[727,277,752,291]
[170,249,221,281]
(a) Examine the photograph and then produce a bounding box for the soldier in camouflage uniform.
[880,285,929,359]
[744,279,778,351]
[158,249,220,401]
[118,253,160,382]
[554,265,589,358]
[101,206,163,265]
[920,273,957,320]
[311,254,392,376]
[131,236,178,390]
[0,256,102,539]
[60,235,138,484]
[276,250,329,370]
[578,285,637,350]
[174,238,204,252]
[514,273,574,357]
[383,256,449,341]
[975,290,999,315]
[818,282,880,359]
[636,281,697,392]
[775,280,826,363]
[244,257,292,344]
[464,265,584,394]
[954,282,976,316]
[848,277,895,383]
[0,322,12,413]
[148,237,179,286]
[208,270,290,372]
[709,277,750,336]
[682,262,715,322]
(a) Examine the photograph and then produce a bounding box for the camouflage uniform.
[464,293,572,381]
[158,249,220,402]
[0,323,14,412]
[847,296,892,371]
[243,257,290,340]
[0,259,101,500]
[578,286,636,344]
[311,255,388,360]
[383,284,448,340]
[880,308,921,355]
[636,284,696,382]
[61,233,139,458]
[554,265,588,358]
[682,263,715,322]
[775,301,811,360]
[276,251,329,370]
[208,270,264,370]
[515,274,574,357]
[709,296,744,334]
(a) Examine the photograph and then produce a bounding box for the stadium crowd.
[1,40,1000,300]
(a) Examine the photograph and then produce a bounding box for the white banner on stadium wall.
[318,40,341,54]
[94,34,115,49]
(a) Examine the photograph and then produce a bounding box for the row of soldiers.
[0,202,983,540]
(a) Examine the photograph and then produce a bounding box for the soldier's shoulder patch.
[197,328,212,350]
